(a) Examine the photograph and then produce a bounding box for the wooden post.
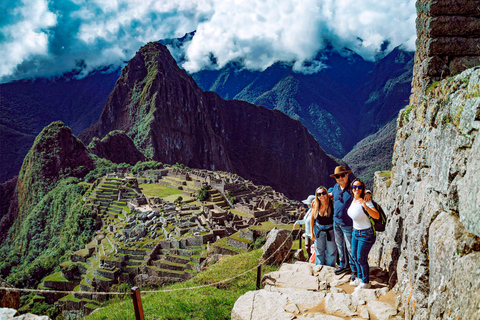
[256,264,262,290]
[299,229,302,252]
[131,287,145,320]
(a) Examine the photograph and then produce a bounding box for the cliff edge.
[371,67,480,320]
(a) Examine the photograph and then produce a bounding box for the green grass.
[378,170,391,178]
[84,249,278,320]
[43,271,68,282]
[249,221,293,232]
[139,183,182,198]
[229,208,251,218]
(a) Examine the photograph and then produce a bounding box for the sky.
[0,0,417,83]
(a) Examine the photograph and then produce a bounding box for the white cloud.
[0,0,416,82]
[182,0,416,72]
[0,0,57,78]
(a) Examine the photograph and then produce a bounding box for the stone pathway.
[232,262,404,320]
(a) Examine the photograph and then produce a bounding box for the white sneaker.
[349,278,361,286]
[356,282,371,289]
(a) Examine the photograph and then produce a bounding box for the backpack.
[362,200,387,233]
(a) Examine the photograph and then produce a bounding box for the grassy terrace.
[139,183,182,198]
[249,221,294,232]
[213,237,244,254]
[85,249,278,320]
[230,208,251,218]
[43,271,68,282]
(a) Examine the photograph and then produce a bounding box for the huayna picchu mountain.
[80,42,339,199]
[0,122,99,287]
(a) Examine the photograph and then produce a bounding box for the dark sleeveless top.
[315,202,334,225]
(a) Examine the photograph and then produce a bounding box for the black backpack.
[362,200,387,232]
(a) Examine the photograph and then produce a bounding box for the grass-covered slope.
[0,178,101,287]
[85,249,278,320]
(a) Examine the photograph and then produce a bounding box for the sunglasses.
[352,185,364,190]
[333,173,346,179]
[317,191,327,196]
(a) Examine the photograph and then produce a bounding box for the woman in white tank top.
[347,178,379,289]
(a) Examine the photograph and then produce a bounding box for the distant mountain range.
[0,33,414,187]
[80,42,339,199]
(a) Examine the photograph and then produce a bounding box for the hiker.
[293,195,315,240]
[329,166,356,276]
[293,195,315,262]
[347,178,379,289]
[310,186,337,266]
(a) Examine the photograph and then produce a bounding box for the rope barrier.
[0,225,298,301]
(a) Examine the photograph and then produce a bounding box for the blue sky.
[0,0,416,83]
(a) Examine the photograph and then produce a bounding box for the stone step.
[164,254,190,265]
[151,259,187,272]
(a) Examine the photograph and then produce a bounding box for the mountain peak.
[80,42,339,199]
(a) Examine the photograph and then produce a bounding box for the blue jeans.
[313,223,337,267]
[351,227,376,283]
[333,223,356,273]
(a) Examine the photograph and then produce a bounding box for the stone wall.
[411,0,480,105]
[371,68,480,320]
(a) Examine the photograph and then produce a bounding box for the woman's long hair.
[311,186,332,218]
[350,178,366,198]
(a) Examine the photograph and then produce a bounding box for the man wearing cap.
[330,166,355,276]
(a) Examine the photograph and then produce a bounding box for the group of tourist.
[294,166,380,289]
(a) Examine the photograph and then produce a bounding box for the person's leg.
[313,223,321,265]
[333,222,347,268]
[316,228,327,265]
[356,228,376,284]
[340,225,354,273]
[325,227,337,267]
[351,229,361,281]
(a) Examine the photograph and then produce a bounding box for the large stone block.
[449,56,480,76]
[417,0,480,16]
[426,37,480,56]
[231,290,295,320]
[426,16,480,36]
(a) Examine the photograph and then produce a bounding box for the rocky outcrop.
[262,228,293,264]
[87,130,145,165]
[370,68,480,320]
[232,262,399,320]
[80,42,339,199]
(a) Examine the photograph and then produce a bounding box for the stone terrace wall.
[411,0,480,105]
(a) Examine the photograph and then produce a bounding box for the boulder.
[231,290,294,320]
[0,308,18,319]
[324,293,358,317]
[262,270,318,291]
[295,314,344,320]
[130,224,146,240]
[262,228,292,264]
[366,301,398,320]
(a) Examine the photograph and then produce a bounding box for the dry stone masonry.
[411,0,480,105]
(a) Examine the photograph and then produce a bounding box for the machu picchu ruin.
[36,166,304,318]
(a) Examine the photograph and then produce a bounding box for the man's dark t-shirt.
[332,180,353,226]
